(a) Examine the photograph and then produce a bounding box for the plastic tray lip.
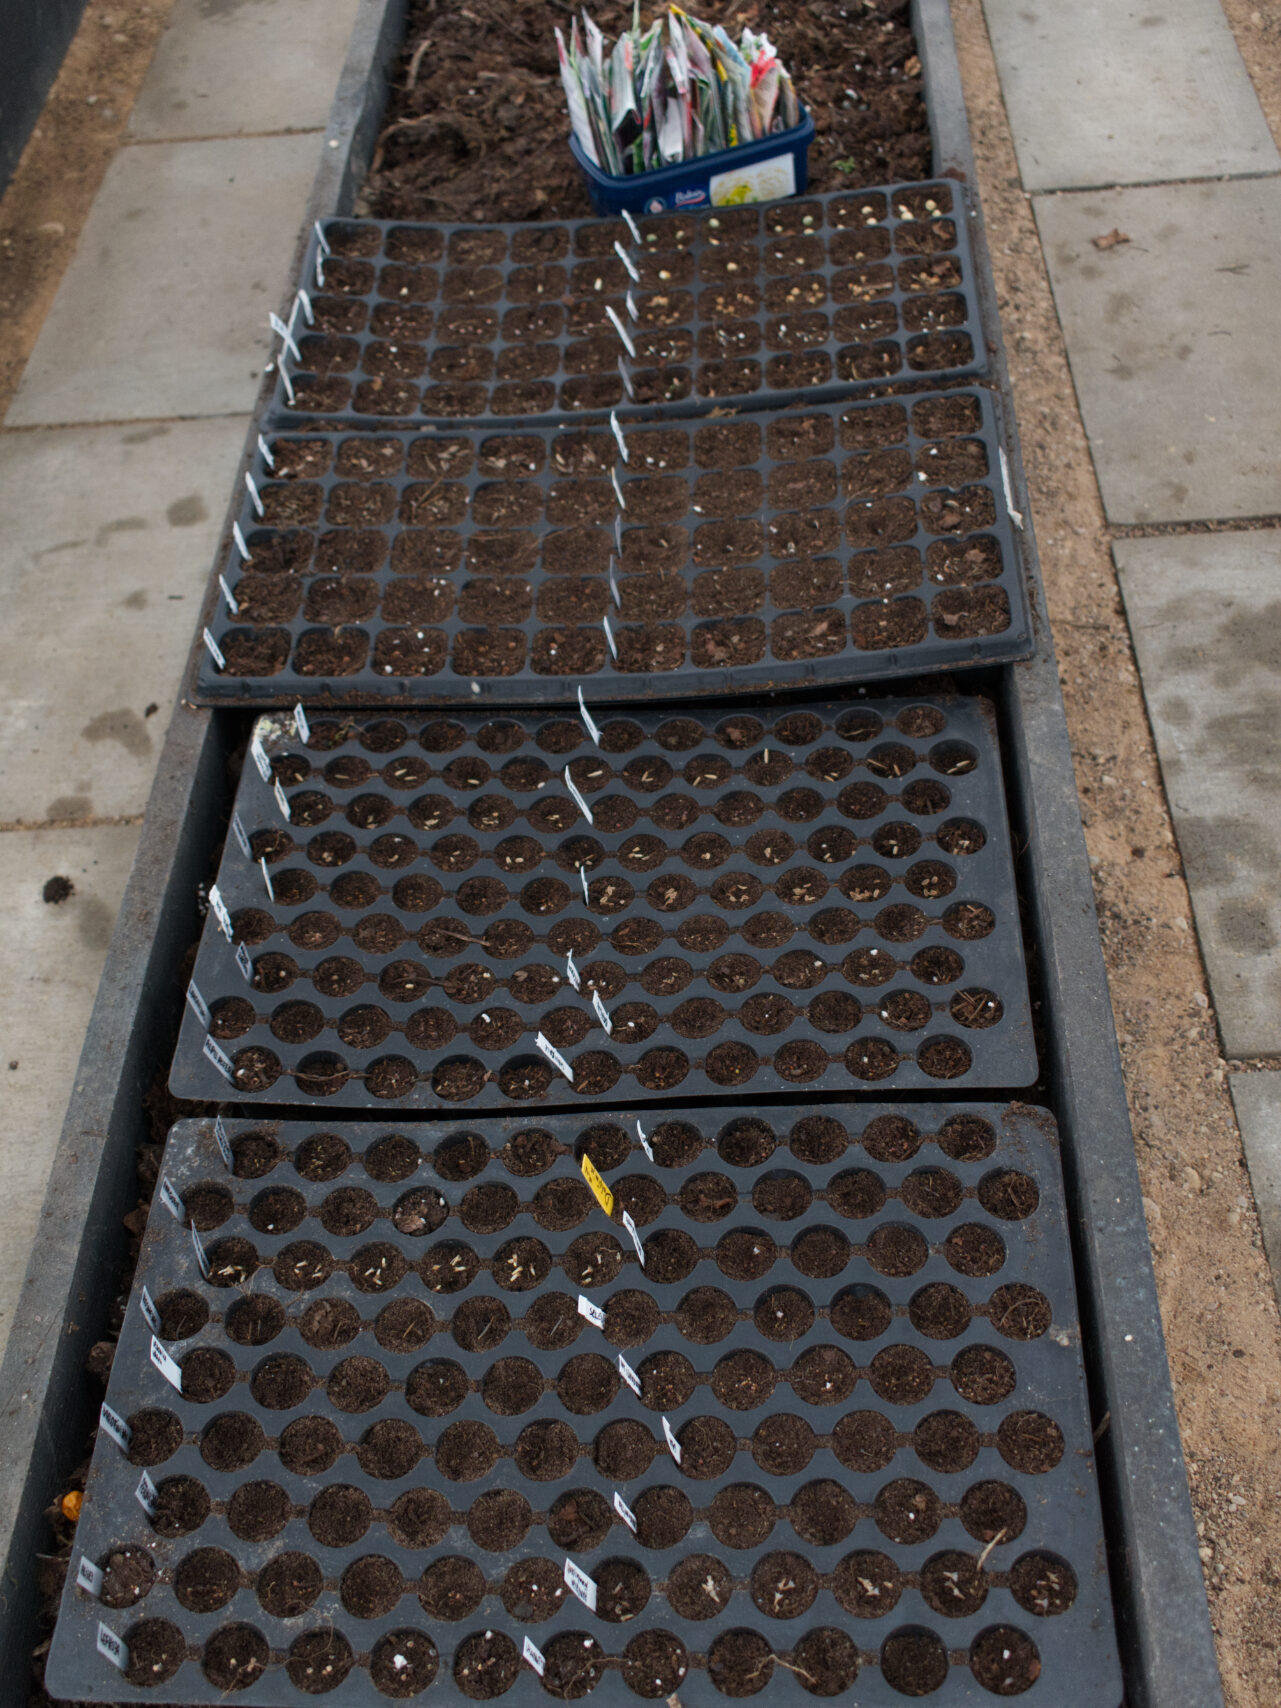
[47,1104,1122,1707]
[194,385,1034,709]
[169,693,1037,1109]
[264,180,986,433]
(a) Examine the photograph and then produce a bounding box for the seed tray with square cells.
[268,183,982,430]
[47,1105,1120,1706]
[196,388,1030,708]
[169,698,1035,1108]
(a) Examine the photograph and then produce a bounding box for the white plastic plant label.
[592,990,613,1035]
[99,1403,131,1453]
[621,207,642,244]
[249,733,271,781]
[613,1491,638,1533]
[235,941,254,984]
[614,513,623,552]
[603,612,618,660]
[192,1223,211,1278]
[293,703,311,745]
[77,1556,103,1598]
[580,864,590,904]
[185,981,211,1029]
[618,1354,641,1396]
[150,1335,183,1393]
[662,1415,683,1464]
[158,1177,184,1221]
[522,1637,546,1677]
[563,766,594,825]
[617,353,635,400]
[576,686,600,745]
[230,811,251,858]
[203,1034,235,1083]
[218,573,240,615]
[273,778,291,823]
[636,1119,654,1162]
[135,1470,159,1517]
[268,311,301,364]
[609,560,621,608]
[577,1293,605,1330]
[622,1208,645,1266]
[626,288,638,322]
[611,465,627,510]
[612,239,640,281]
[280,360,296,403]
[97,1623,128,1671]
[607,307,637,360]
[257,432,276,468]
[232,520,251,560]
[998,445,1024,529]
[201,627,226,671]
[214,1114,233,1170]
[563,1558,598,1611]
[296,287,315,326]
[565,949,581,992]
[139,1286,160,1334]
[313,219,332,255]
[535,1033,573,1081]
[244,471,265,518]
[208,884,233,939]
[260,856,275,902]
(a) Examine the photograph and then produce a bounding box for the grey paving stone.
[1115,531,1281,1058]
[0,824,140,1362]
[1229,1072,1281,1315]
[129,0,361,141]
[1036,179,1281,524]
[0,417,250,825]
[6,134,316,426]
[983,0,1279,191]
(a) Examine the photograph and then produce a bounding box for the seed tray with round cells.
[195,389,1030,708]
[268,182,982,430]
[47,1106,1121,1706]
[169,697,1035,1109]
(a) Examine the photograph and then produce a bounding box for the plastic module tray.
[196,389,1031,708]
[267,182,983,429]
[47,1106,1121,1705]
[169,696,1036,1110]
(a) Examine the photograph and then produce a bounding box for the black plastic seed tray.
[195,388,1031,708]
[169,697,1035,1108]
[47,1106,1120,1706]
[267,182,982,431]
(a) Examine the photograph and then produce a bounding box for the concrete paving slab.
[1116,531,1281,1058]
[0,824,140,1362]
[6,133,316,426]
[129,0,361,141]
[1037,179,1281,524]
[983,0,1279,191]
[0,417,250,825]
[1229,1071,1281,1313]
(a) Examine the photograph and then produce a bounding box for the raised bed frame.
[0,4,1223,1707]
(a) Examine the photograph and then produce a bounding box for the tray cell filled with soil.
[268,185,982,430]
[170,697,1034,1109]
[196,389,1030,707]
[48,1105,1120,1705]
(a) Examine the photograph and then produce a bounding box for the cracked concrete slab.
[1036,179,1281,524]
[6,133,316,425]
[983,0,1279,191]
[0,417,250,824]
[129,0,361,141]
[1116,530,1281,1058]
[0,825,140,1365]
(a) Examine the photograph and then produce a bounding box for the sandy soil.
[0,0,176,420]
[951,4,1281,1703]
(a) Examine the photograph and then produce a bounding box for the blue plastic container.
[570,106,814,217]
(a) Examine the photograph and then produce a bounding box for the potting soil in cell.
[267,184,982,430]
[46,1107,1121,1706]
[197,389,1029,708]
[169,697,1035,1109]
